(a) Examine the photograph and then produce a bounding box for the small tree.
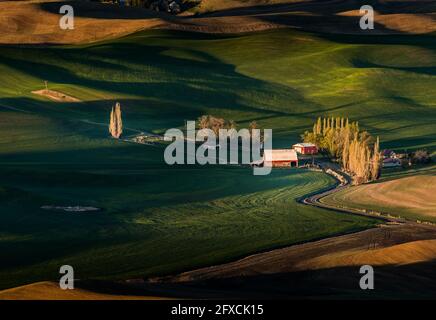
[198,115,210,129]
[248,121,258,136]
[412,149,431,164]
[370,137,381,180]
[210,117,225,135]
[225,120,237,130]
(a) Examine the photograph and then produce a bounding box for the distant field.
[191,0,305,13]
[0,0,164,44]
[0,28,434,290]
[1,0,435,44]
[321,166,436,222]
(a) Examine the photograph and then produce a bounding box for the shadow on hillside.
[79,259,436,299]
[39,0,167,20]
[200,0,436,17]
[0,40,319,126]
[198,0,436,35]
[352,59,436,76]
[1,26,435,149]
[37,0,436,36]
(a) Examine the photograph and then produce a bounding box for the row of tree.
[198,115,236,135]
[104,0,185,13]
[109,110,260,140]
[197,115,259,138]
[412,149,431,164]
[302,117,381,184]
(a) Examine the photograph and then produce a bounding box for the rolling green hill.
[0,28,434,289]
[1,29,435,149]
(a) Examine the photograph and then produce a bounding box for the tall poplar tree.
[109,102,123,139]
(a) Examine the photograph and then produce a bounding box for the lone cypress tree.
[109,102,123,138]
[371,137,381,180]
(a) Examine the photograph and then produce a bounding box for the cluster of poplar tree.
[302,117,381,184]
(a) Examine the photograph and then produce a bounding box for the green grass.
[0,166,378,289]
[1,30,435,149]
[1,28,434,289]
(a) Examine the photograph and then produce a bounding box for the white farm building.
[263,149,298,167]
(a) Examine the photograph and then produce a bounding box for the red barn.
[293,143,318,155]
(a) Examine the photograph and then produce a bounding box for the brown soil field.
[147,223,436,298]
[0,281,169,300]
[32,89,81,102]
[0,0,166,44]
[192,0,308,14]
[1,0,435,44]
[322,175,436,219]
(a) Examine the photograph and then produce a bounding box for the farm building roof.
[263,149,298,161]
[293,143,316,147]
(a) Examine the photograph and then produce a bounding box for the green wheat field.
[0,29,435,289]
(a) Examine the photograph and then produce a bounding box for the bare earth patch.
[31,89,81,102]
[0,0,165,44]
[338,10,436,34]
